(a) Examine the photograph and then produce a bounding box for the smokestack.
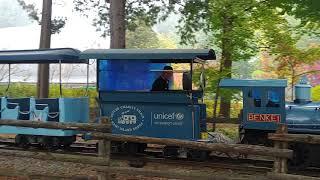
[294,76,312,104]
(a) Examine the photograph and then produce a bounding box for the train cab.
[219,79,287,144]
[80,49,216,142]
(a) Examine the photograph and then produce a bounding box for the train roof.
[80,49,216,63]
[219,79,287,88]
[0,48,87,64]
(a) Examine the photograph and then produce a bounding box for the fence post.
[98,117,111,180]
[273,124,288,173]
[280,125,288,173]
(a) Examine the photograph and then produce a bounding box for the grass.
[215,123,239,141]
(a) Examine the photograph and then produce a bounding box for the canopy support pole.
[59,60,62,97]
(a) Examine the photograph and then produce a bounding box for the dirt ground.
[0,155,269,180]
[0,124,263,180]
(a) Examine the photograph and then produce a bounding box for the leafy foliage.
[311,85,320,101]
[16,0,67,34]
[268,0,320,34]
[126,21,159,48]
[73,0,179,37]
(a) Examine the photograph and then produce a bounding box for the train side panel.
[99,91,202,140]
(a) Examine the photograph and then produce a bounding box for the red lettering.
[272,115,280,123]
[254,114,260,121]
[266,114,271,122]
[247,113,281,123]
[248,113,254,121]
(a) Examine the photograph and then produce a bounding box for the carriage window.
[267,90,280,107]
[248,89,261,107]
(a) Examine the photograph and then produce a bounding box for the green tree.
[125,20,178,49]
[268,0,320,34]
[158,34,177,49]
[257,9,320,99]
[17,0,67,34]
[73,0,178,38]
[179,0,265,118]
[177,0,320,118]
[126,21,159,48]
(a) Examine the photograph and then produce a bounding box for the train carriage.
[0,48,89,148]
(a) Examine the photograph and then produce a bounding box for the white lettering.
[153,112,184,120]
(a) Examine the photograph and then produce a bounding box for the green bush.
[312,85,320,101]
[216,123,239,142]
[204,99,242,118]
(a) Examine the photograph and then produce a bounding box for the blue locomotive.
[80,49,215,156]
[0,48,89,149]
[219,77,320,168]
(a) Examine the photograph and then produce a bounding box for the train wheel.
[187,149,209,161]
[124,142,146,155]
[15,135,29,149]
[43,137,59,151]
[163,146,179,158]
[288,143,310,170]
[58,137,74,150]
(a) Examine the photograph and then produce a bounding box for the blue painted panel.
[199,104,207,132]
[99,91,193,104]
[59,97,89,123]
[1,97,19,120]
[98,60,168,91]
[101,102,200,140]
[286,102,320,126]
[0,126,76,136]
[33,98,59,122]
[30,98,49,121]
[0,97,88,137]
[242,87,286,131]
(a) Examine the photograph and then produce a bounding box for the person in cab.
[151,66,173,91]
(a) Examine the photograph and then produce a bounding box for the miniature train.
[0,48,319,168]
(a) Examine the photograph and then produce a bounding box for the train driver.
[151,66,173,91]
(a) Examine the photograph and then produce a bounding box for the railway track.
[0,138,272,174]
[0,138,319,177]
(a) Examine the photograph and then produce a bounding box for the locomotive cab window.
[266,90,280,107]
[248,89,261,107]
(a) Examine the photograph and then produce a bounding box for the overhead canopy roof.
[0,48,87,64]
[80,49,216,63]
[219,79,287,88]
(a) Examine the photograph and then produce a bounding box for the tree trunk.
[37,0,52,98]
[219,12,233,118]
[110,0,126,49]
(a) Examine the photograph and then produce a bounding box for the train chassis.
[110,141,210,161]
[15,134,75,150]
